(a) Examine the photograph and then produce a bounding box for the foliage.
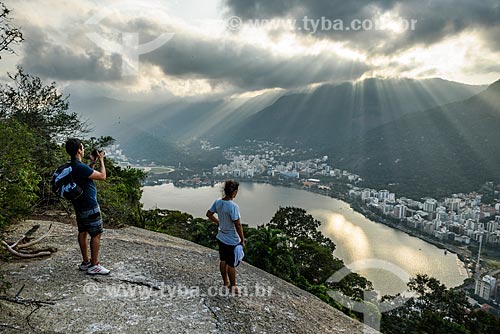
[0,66,87,141]
[467,309,500,334]
[0,88,146,225]
[292,237,341,284]
[96,160,146,226]
[0,65,146,225]
[0,119,40,226]
[326,271,374,302]
[379,274,500,334]
[245,226,298,282]
[0,66,89,206]
[139,208,218,248]
[83,136,115,154]
[478,182,496,206]
[190,218,219,249]
[268,206,336,252]
[265,206,374,318]
[141,208,194,235]
[0,2,23,57]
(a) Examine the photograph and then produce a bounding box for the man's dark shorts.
[217,240,239,268]
[76,206,103,237]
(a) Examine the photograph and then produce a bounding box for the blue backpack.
[51,162,83,200]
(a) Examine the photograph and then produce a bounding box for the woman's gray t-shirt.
[208,198,241,246]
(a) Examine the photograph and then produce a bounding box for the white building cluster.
[213,144,362,183]
[212,154,267,178]
[105,144,131,167]
[350,187,500,246]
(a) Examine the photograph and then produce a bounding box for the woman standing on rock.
[206,180,245,294]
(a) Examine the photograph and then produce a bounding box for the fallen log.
[17,224,53,249]
[1,241,51,258]
[1,224,55,258]
[9,225,40,249]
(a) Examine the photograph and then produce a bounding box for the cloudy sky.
[2,0,499,101]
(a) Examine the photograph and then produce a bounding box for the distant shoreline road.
[132,166,175,175]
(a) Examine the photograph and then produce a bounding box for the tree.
[0,0,24,295]
[467,309,500,334]
[0,119,40,226]
[0,2,23,58]
[245,226,298,282]
[0,66,87,141]
[325,271,374,302]
[268,206,336,252]
[96,163,146,226]
[0,67,91,204]
[190,218,219,249]
[292,237,342,284]
[381,275,475,334]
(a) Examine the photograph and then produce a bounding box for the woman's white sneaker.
[87,263,110,275]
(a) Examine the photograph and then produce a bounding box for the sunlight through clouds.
[364,31,493,83]
[3,0,499,100]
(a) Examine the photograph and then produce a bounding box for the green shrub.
[0,120,40,226]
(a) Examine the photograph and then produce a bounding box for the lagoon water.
[141,182,467,295]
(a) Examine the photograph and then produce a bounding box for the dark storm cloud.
[92,17,371,89]
[142,31,370,90]
[388,0,500,53]
[17,17,369,90]
[19,25,122,81]
[224,0,397,20]
[224,0,500,54]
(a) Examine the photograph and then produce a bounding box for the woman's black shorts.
[217,240,238,267]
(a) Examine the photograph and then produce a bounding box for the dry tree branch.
[0,224,55,257]
[1,241,51,258]
[17,224,53,249]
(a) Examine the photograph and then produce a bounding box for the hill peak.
[0,220,378,333]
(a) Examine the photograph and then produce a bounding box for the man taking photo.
[65,138,110,275]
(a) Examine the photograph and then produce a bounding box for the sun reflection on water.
[318,211,371,261]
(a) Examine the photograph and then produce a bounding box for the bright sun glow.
[366,31,484,83]
[378,11,406,34]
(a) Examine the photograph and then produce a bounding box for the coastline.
[166,177,472,283]
[284,180,474,274]
[170,177,474,264]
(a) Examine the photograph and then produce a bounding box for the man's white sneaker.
[87,263,110,275]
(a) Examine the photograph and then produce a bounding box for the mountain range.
[336,79,500,198]
[71,77,499,199]
[220,78,486,149]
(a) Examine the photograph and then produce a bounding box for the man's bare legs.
[90,233,101,265]
[78,232,89,263]
[78,232,102,265]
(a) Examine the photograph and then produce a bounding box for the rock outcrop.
[0,220,379,333]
